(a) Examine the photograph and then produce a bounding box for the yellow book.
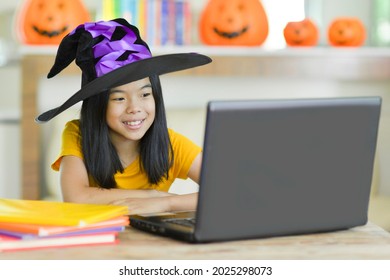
[0,199,129,226]
[102,0,115,20]
[138,0,146,39]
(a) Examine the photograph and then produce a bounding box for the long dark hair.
[79,75,173,188]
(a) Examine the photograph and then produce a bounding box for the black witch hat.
[36,18,212,123]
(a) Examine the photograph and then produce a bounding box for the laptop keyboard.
[163,217,196,228]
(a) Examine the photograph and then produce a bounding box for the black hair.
[79,75,173,188]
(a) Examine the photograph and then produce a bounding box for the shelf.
[18,45,390,81]
[19,44,390,57]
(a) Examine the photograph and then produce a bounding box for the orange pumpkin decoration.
[17,0,90,45]
[283,19,319,47]
[328,17,366,47]
[199,0,269,46]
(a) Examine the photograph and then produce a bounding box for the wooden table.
[1,222,390,260]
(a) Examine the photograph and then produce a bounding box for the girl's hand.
[110,196,172,215]
[110,192,198,215]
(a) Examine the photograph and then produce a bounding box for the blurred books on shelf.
[0,199,129,252]
[102,0,192,46]
[371,0,390,46]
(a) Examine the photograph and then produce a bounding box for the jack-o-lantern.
[328,17,366,47]
[199,0,269,46]
[17,0,90,45]
[283,19,319,47]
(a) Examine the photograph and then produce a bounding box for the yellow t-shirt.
[51,120,202,192]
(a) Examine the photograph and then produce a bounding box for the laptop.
[130,97,381,243]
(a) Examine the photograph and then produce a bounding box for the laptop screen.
[195,97,381,241]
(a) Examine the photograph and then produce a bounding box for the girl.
[36,19,212,214]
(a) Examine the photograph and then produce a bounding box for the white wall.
[0,65,20,199]
[0,64,20,109]
[0,118,20,199]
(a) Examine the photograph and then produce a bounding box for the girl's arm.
[59,155,173,205]
[110,153,203,214]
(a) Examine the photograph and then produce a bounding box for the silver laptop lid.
[195,97,381,242]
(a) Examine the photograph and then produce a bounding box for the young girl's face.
[106,77,155,145]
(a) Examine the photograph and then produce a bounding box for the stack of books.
[101,0,192,46]
[0,198,129,252]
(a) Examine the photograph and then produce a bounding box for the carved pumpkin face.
[328,18,366,47]
[199,0,269,46]
[283,19,319,47]
[17,0,90,45]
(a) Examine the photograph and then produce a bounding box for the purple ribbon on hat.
[72,20,152,77]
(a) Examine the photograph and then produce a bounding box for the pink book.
[0,232,118,252]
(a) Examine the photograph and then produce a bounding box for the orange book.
[0,216,129,237]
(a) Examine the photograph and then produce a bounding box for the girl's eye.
[112,97,125,101]
[142,92,151,98]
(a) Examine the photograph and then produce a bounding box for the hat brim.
[36,53,212,123]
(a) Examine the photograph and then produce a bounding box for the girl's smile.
[123,119,145,129]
